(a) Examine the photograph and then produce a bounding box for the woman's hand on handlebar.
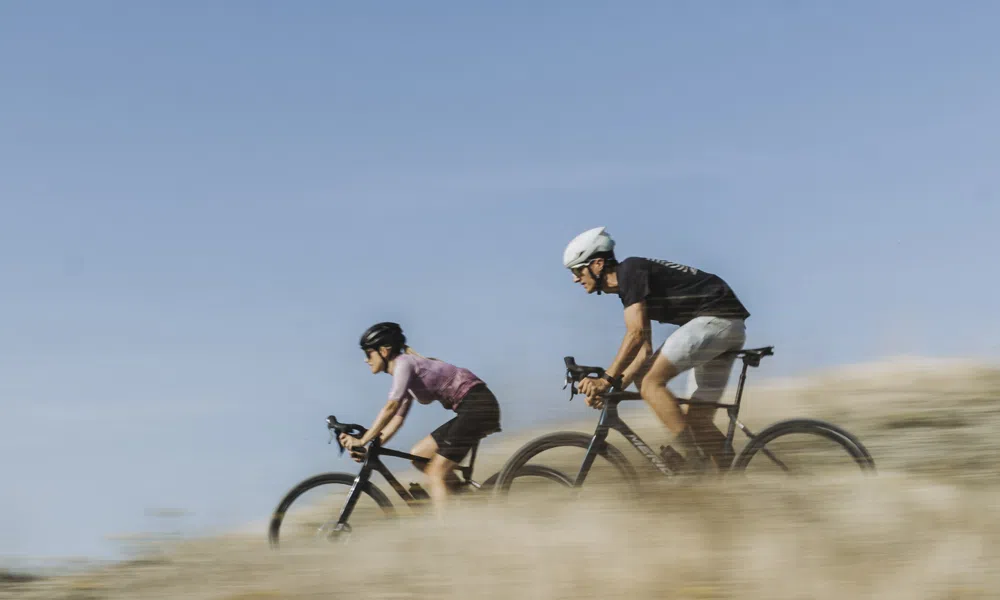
[339,433,362,450]
[339,434,369,463]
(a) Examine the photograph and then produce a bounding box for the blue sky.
[2,1,999,565]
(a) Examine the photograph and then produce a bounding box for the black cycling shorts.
[430,384,502,463]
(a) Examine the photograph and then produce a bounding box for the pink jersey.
[387,353,484,418]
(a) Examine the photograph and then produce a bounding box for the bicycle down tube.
[571,387,752,485]
[334,445,422,528]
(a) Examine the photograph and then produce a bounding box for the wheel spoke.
[732,418,876,477]
[268,473,395,550]
[758,445,792,472]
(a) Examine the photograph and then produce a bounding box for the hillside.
[5,355,1000,600]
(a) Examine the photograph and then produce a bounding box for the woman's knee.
[425,456,453,481]
[409,436,438,471]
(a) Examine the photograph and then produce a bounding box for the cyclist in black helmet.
[341,322,502,515]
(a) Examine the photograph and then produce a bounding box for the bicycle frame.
[571,349,773,486]
[333,437,485,529]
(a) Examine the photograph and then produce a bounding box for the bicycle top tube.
[562,346,774,385]
[560,348,774,410]
[600,389,736,410]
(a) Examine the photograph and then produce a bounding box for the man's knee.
[685,406,719,430]
[642,355,680,388]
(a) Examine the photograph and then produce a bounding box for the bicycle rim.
[731,418,877,476]
[493,431,640,497]
[268,472,395,550]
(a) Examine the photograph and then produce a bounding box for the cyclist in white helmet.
[562,227,750,471]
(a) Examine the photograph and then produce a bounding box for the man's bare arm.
[605,301,652,384]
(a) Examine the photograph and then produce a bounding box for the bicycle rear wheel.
[730,418,877,476]
[479,463,575,489]
[268,472,395,550]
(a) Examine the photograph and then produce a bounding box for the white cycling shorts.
[657,316,747,403]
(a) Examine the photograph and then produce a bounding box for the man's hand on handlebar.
[578,376,611,410]
[578,376,611,400]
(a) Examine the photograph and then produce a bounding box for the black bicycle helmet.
[359,321,406,354]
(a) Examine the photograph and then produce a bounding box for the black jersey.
[615,257,750,326]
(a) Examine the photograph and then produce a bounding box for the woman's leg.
[409,434,461,489]
[419,387,502,516]
[424,453,459,518]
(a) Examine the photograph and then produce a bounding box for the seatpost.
[724,359,751,447]
[461,442,479,481]
[732,359,750,410]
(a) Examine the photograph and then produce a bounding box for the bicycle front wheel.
[268,472,395,550]
[730,418,877,476]
[493,431,640,499]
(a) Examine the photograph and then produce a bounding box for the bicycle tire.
[479,464,575,490]
[268,472,395,549]
[492,431,640,495]
[730,418,877,474]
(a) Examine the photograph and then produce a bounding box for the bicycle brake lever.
[563,376,576,401]
[329,429,346,455]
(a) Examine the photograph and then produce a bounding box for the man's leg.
[640,352,705,465]
[639,356,688,434]
[681,319,747,469]
[684,405,728,469]
[684,359,737,470]
[641,317,746,465]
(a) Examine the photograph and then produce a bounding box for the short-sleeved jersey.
[615,257,750,326]
[387,353,485,419]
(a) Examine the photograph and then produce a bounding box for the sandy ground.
[4,355,1000,599]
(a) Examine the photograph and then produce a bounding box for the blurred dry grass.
[5,356,1000,599]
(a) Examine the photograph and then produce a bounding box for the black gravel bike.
[268,415,571,548]
[493,346,877,494]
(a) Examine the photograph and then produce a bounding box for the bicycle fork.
[573,428,609,487]
[323,461,374,538]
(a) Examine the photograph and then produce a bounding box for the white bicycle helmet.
[562,226,616,270]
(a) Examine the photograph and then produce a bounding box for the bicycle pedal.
[408,482,431,501]
[658,445,688,472]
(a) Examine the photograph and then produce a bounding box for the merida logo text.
[652,259,698,275]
